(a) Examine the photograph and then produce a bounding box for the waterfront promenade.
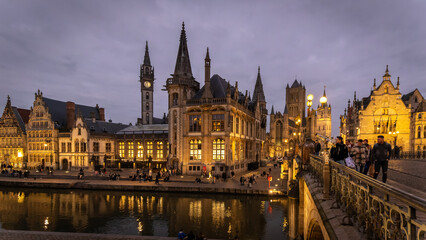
[0,163,286,196]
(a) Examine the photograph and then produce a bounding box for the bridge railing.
[309,154,426,240]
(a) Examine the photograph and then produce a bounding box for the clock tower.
[140,41,154,125]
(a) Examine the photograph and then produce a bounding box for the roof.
[42,97,101,130]
[192,74,228,99]
[12,107,30,134]
[117,124,168,134]
[84,119,129,134]
[402,90,416,102]
[153,117,167,124]
[415,100,426,113]
[290,80,302,88]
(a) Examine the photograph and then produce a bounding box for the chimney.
[90,112,96,123]
[66,101,75,130]
[99,107,105,121]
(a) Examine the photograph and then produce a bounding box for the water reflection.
[0,188,288,240]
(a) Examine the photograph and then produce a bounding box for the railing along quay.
[309,154,426,240]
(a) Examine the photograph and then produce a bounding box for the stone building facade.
[340,66,426,154]
[166,24,267,175]
[0,96,30,168]
[59,115,128,170]
[26,90,105,169]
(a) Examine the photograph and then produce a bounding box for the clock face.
[144,81,151,88]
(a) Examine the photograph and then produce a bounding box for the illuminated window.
[137,142,143,158]
[119,142,125,158]
[61,143,66,153]
[128,142,134,158]
[212,114,225,131]
[212,139,225,161]
[67,143,71,153]
[189,115,202,132]
[147,141,153,158]
[75,141,79,153]
[236,117,239,134]
[190,139,202,161]
[157,142,163,159]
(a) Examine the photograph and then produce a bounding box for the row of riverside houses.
[0,23,268,175]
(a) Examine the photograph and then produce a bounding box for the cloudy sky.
[1,0,425,136]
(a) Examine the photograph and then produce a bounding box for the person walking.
[350,139,368,173]
[372,135,392,183]
[330,136,348,165]
[314,140,321,155]
[178,229,187,240]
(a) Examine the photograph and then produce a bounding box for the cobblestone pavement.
[0,230,219,240]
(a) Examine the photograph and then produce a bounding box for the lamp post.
[388,131,399,158]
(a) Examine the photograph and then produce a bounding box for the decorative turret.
[397,76,400,89]
[253,66,266,103]
[373,78,377,90]
[271,105,275,115]
[383,65,391,81]
[6,95,11,108]
[174,22,193,78]
[202,47,213,99]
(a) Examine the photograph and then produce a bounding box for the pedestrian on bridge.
[330,136,348,165]
[372,135,392,183]
[350,139,368,173]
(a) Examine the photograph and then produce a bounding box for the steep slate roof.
[12,107,30,134]
[402,90,416,102]
[153,117,168,124]
[253,67,266,102]
[42,97,101,129]
[84,119,128,134]
[174,22,193,78]
[143,41,151,66]
[192,74,230,99]
[290,79,302,88]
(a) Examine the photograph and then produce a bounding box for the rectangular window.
[190,139,202,161]
[61,142,66,153]
[137,142,143,158]
[119,142,125,158]
[128,142,134,158]
[213,139,225,161]
[147,141,153,158]
[106,143,111,153]
[93,142,99,153]
[230,115,234,132]
[75,141,79,153]
[189,115,202,132]
[212,114,225,132]
[236,117,239,134]
[67,143,71,153]
[157,141,163,159]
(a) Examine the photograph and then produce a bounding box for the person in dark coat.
[330,136,348,165]
[372,135,392,183]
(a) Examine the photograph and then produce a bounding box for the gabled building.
[59,114,128,170]
[0,96,30,168]
[26,90,105,169]
[166,23,267,175]
[340,65,426,154]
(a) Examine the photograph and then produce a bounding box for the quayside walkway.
[0,164,286,196]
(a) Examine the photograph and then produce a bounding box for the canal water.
[0,188,289,240]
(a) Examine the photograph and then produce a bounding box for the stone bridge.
[287,154,426,240]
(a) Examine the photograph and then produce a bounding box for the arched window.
[75,140,80,153]
[146,103,149,111]
[213,139,225,161]
[190,139,202,161]
[418,126,422,139]
[146,113,149,124]
[276,121,283,144]
[419,113,422,119]
[146,92,149,100]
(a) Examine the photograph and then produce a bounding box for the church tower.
[315,86,332,138]
[286,79,306,120]
[140,41,154,125]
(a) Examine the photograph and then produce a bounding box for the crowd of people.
[329,135,392,183]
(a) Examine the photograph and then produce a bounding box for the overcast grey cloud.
[1,0,425,136]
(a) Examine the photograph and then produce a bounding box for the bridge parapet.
[309,154,426,240]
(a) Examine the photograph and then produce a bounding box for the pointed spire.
[397,76,400,89]
[373,78,377,89]
[202,47,212,99]
[271,105,275,115]
[323,86,327,97]
[143,41,151,66]
[6,95,11,108]
[174,22,193,78]
[253,66,266,102]
[383,64,391,79]
[354,91,356,102]
[205,47,210,61]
